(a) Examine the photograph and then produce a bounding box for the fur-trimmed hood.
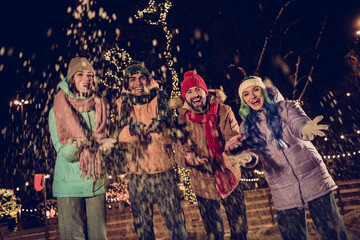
[173,88,242,200]
[168,89,227,110]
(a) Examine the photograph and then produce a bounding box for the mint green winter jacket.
[49,79,107,197]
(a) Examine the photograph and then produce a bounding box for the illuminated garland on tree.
[134,0,196,203]
[0,189,22,218]
[97,0,195,203]
[36,199,58,219]
[99,47,133,89]
[134,0,180,99]
[106,175,131,205]
[175,166,197,204]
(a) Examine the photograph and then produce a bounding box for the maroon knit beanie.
[181,71,208,100]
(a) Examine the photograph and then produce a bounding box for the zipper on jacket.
[281,149,305,206]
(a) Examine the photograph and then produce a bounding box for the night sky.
[0,1,359,110]
[0,0,360,190]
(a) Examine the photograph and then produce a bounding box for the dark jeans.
[277,192,349,240]
[196,181,248,240]
[128,170,188,240]
[57,194,107,240]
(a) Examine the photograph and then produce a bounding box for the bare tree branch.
[298,15,327,101]
[257,0,294,73]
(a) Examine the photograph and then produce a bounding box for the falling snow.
[0,0,359,238]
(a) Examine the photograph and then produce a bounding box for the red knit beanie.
[181,71,208,100]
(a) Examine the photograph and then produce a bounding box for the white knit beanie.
[238,76,265,99]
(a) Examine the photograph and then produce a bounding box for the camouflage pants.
[196,181,248,240]
[277,192,349,240]
[128,170,188,240]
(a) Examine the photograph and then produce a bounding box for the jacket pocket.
[54,159,71,181]
[301,140,322,166]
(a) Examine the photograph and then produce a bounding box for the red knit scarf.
[53,90,107,181]
[185,102,237,195]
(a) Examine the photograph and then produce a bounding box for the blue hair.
[240,88,284,156]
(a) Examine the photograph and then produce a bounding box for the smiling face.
[74,70,94,95]
[185,86,207,112]
[242,85,264,111]
[128,73,149,96]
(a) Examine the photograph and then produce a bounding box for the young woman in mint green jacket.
[49,57,115,240]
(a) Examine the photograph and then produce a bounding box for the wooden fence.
[2,179,360,240]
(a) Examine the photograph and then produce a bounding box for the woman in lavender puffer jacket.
[227,76,348,240]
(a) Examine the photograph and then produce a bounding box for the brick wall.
[2,179,359,240]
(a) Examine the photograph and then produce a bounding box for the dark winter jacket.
[115,78,176,174]
[175,93,246,200]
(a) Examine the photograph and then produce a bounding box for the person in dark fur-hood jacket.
[171,70,257,240]
[115,61,188,240]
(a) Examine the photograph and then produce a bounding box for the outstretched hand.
[225,134,242,152]
[99,138,117,152]
[184,152,208,166]
[301,115,329,141]
[226,154,252,167]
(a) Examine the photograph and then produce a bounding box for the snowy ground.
[187,209,360,240]
[247,209,360,240]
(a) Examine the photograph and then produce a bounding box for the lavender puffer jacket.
[241,100,336,210]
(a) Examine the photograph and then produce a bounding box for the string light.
[0,189,22,218]
[135,0,196,203]
[36,199,57,219]
[240,169,265,183]
[295,99,304,106]
[241,178,259,182]
[175,166,197,204]
[99,47,133,89]
[106,175,130,205]
[134,0,181,99]
[254,169,264,175]
[322,150,360,159]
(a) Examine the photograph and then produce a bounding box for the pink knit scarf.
[53,90,107,180]
[185,102,237,195]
